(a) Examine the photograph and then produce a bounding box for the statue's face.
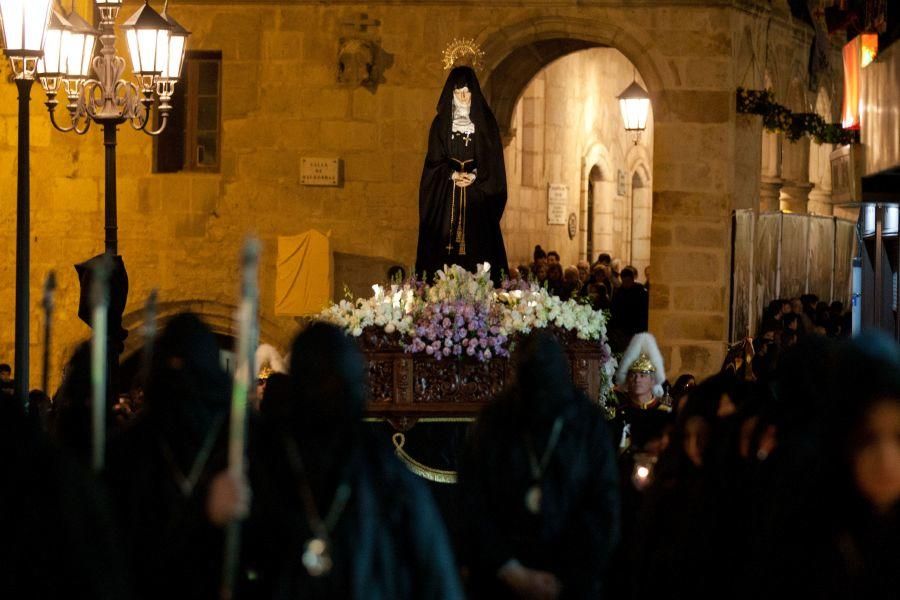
[453,86,471,107]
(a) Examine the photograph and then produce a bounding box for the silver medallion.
[302,537,333,577]
[525,484,542,514]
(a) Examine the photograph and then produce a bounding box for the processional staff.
[221,238,261,600]
[41,271,57,403]
[90,255,112,473]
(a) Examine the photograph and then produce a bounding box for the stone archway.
[476,17,669,140]
[120,299,294,360]
[477,14,734,377]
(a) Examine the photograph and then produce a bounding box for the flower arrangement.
[736,87,859,146]
[320,263,617,402]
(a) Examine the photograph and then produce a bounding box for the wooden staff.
[41,271,57,401]
[90,255,112,474]
[221,238,260,600]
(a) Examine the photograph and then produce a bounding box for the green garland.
[736,87,859,146]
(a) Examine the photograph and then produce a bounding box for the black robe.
[0,397,131,599]
[416,66,508,286]
[249,428,464,600]
[459,392,620,598]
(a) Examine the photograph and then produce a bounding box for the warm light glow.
[841,37,861,129]
[126,27,169,75]
[122,1,173,85]
[0,0,52,55]
[636,466,650,479]
[36,9,71,76]
[160,9,190,81]
[164,32,185,78]
[62,9,97,80]
[617,79,651,133]
[860,33,878,68]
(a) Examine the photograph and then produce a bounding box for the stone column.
[807,140,834,215]
[807,184,833,215]
[760,130,783,212]
[779,136,811,213]
[780,181,813,213]
[760,177,784,212]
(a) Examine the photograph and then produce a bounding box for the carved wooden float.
[359,326,606,430]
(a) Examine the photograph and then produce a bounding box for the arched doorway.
[495,45,653,269]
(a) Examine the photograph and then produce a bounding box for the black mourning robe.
[103,313,257,600]
[250,322,463,599]
[459,392,620,598]
[250,428,464,600]
[0,397,131,599]
[416,66,509,286]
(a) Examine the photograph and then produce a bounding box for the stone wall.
[0,0,824,392]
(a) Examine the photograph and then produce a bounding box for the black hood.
[435,66,499,136]
[510,331,576,425]
[288,322,367,436]
[145,312,229,438]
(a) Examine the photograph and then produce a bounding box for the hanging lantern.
[156,6,190,113]
[0,0,53,79]
[36,8,72,94]
[62,8,98,82]
[95,0,124,24]
[160,7,189,81]
[121,1,172,92]
[617,78,651,143]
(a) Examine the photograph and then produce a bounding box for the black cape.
[415,66,509,286]
[458,392,620,598]
[249,429,464,600]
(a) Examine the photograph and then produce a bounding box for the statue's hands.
[452,171,476,188]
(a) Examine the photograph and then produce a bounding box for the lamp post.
[617,74,651,145]
[0,0,54,408]
[42,0,187,252]
[37,0,188,404]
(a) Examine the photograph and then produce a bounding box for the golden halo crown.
[442,37,485,71]
[258,366,274,381]
[628,352,656,374]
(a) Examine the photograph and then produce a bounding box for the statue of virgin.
[415,66,509,286]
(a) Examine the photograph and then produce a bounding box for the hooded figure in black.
[416,66,509,286]
[104,313,251,600]
[0,382,131,599]
[251,322,463,599]
[459,331,620,598]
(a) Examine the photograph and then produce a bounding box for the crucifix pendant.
[302,538,333,577]
[525,484,542,515]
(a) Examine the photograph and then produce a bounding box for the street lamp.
[0,0,53,408]
[617,75,651,145]
[40,0,188,406]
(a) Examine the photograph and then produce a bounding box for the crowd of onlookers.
[609,329,899,599]
[514,245,649,351]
